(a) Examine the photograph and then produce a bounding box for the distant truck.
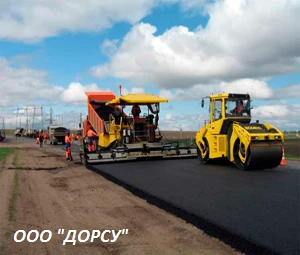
[48,125,69,145]
[0,129,5,142]
[24,129,36,138]
[15,128,24,137]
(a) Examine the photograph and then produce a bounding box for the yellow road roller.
[195,93,284,170]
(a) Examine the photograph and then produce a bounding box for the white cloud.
[60,82,111,104]
[251,104,300,130]
[273,84,300,99]
[1,104,52,129]
[159,113,204,131]
[130,87,146,94]
[219,79,273,99]
[59,82,146,105]
[0,0,160,43]
[156,103,300,131]
[100,39,119,58]
[159,78,274,101]
[91,0,300,88]
[252,105,291,118]
[120,86,146,96]
[0,0,206,43]
[0,57,64,107]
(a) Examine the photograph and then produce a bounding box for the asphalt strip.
[87,158,300,255]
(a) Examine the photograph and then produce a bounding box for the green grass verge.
[0,148,15,162]
[8,171,20,222]
[285,153,300,160]
[284,134,300,139]
[0,232,10,255]
[8,151,20,222]
[12,151,18,168]
[0,151,19,255]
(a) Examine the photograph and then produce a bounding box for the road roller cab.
[196,93,284,170]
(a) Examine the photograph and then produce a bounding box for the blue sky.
[0,0,299,131]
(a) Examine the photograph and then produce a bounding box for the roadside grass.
[9,151,20,222]
[0,150,20,254]
[285,153,300,160]
[0,148,15,162]
[284,134,300,139]
[0,232,10,255]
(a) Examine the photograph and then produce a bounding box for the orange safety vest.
[65,135,71,143]
[236,105,245,113]
[132,105,140,115]
[87,129,97,137]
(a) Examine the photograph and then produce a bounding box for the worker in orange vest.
[65,132,73,161]
[230,100,245,115]
[43,133,48,144]
[87,127,98,151]
[83,115,92,135]
[131,104,142,140]
[39,130,44,148]
[131,104,141,122]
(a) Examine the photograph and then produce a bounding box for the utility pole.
[41,105,44,130]
[50,107,53,125]
[2,116,5,130]
[25,106,29,130]
[32,106,36,130]
[79,113,82,129]
[16,106,19,128]
[74,114,76,130]
[119,84,122,96]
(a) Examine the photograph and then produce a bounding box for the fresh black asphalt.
[90,158,300,255]
[6,137,300,254]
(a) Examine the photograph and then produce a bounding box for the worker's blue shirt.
[88,137,93,145]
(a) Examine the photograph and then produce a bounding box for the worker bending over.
[87,127,99,151]
[65,132,73,161]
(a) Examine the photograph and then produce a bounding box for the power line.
[50,107,53,125]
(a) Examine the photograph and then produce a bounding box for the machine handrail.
[87,103,102,135]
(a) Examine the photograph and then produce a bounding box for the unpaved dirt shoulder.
[1,143,239,255]
[0,153,16,254]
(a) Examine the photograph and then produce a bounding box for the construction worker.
[230,100,245,115]
[131,104,141,123]
[87,127,98,151]
[65,132,73,161]
[43,132,48,144]
[113,107,122,125]
[83,115,92,135]
[131,104,142,140]
[39,130,44,148]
